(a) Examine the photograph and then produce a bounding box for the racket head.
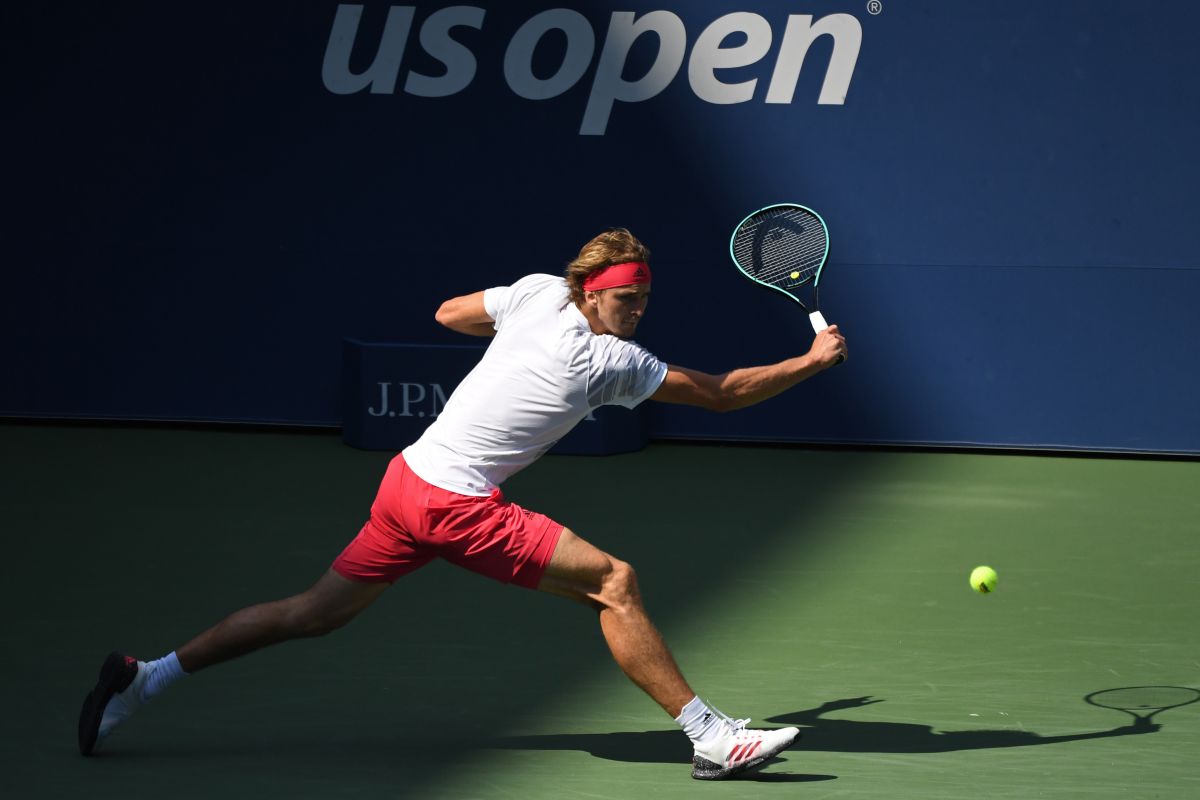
[729,203,830,310]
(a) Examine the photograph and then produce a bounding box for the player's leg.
[79,454,430,756]
[424,493,693,715]
[176,568,387,672]
[427,486,801,780]
[79,569,387,755]
[536,527,695,718]
[537,528,800,780]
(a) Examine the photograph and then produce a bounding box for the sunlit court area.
[5,2,1198,798]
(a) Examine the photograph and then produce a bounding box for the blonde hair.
[564,228,651,306]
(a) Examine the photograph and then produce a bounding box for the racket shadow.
[762,694,1174,754]
[1084,685,1200,729]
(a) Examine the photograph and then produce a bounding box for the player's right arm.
[650,326,845,412]
[435,291,497,337]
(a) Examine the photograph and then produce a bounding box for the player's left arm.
[435,291,497,337]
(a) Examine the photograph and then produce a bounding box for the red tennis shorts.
[332,454,564,588]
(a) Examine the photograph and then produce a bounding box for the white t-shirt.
[402,274,668,496]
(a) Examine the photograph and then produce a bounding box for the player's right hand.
[811,324,847,368]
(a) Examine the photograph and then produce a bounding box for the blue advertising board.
[342,339,648,453]
[5,2,1199,454]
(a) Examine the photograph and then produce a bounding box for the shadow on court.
[72,687,1177,788]
[481,730,833,782]
[24,424,1196,798]
[8,425,896,796]
[765,696,1162,752]
[486,692,1167,763]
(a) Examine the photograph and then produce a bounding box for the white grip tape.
[809,310,829,333]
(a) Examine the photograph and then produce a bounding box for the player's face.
[590,284,650,338]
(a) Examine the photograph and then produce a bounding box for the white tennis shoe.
[691,714,800,780]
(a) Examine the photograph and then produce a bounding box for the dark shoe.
[78,652,139,755]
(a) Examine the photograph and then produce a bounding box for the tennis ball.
[790,271,801,279]
[970,565,998,594]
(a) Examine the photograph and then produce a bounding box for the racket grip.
[809,311,845,365]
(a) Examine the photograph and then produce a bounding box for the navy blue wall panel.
[4,2,1198,452]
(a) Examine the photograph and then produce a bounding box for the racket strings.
[753,229,825,283]
[733,210,827,287]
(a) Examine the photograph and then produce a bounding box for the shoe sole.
[78,652,137,756]
[691,732,801,780]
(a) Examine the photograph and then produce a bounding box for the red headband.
[583,261,652,292]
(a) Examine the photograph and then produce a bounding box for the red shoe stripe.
[726,736,773,767]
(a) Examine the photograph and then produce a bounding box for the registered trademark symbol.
[867,0,882,14]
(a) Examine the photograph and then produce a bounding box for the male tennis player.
[79,228,847,780]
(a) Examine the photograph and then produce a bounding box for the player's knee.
[601,558,642,612]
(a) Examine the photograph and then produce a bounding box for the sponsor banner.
[342,339,648,454]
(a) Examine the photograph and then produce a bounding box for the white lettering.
[766,13,862,105]
[504,9,595,100]
[688,13,773,105]
[398,382,426,417]
[580,11,687,136]
[405,6,486,97]
[320,7,864,135]
[322,5,415,95]
[368,381,449,418]
[368,381,391,416]
[429,383,449,417]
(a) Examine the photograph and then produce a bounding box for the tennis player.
[79,228,847,780]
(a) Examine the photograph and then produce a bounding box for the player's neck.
[576,301,607,335]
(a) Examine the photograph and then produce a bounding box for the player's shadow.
[763,695,1159,752]
[483,729,832,782]
[486,694,1159,768]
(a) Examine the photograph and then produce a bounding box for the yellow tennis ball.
[790,271,801,279]
[970,565,998,594]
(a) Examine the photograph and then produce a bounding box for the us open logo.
[322,5,864,135]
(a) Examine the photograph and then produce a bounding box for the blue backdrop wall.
[5,1,1198,454]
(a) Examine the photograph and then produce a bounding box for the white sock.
[141,651,187,702]
[675,696,724,746]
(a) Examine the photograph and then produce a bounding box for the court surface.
[3,423,1197,798]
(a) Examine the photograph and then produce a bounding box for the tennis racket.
[730,203,837,339]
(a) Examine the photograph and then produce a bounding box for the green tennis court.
[4,423,1197,798]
